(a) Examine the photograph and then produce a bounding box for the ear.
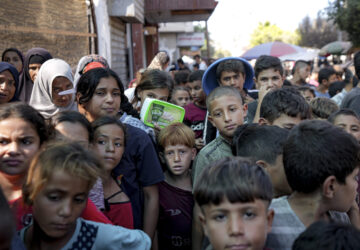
[198,210,209,237]
[254,77,260,89]
[191,148,197,160]
[76,92,82,104]
[322,175,337,199]
[256,160,270,170]
[242,103,248,119]
[258,117,269,125]
[208,114,216,128]
[266,209,275,233]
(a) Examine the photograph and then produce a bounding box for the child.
[156,123,196,249]
[328,108,360,142]
[289,60,311,87]
[192,86,247,184]
[266,120,359,250]
[315,67,338,98]
[20,142,151,249]
[91,116,134,229]
[292,221,360,250]
[171,86,191,108]
[249,55,285,124]
[309,97,339,119]
[232,124,291,197]
[259,88,311,129]
[174,71,190,86]
[194,157,274,250]
[298,86,315,103]
[184,70,207,150]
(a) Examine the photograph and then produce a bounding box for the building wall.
[159,33,178,63]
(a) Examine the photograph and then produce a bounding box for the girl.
[20,142,150,249]
[2,48,24,74]
[0,62,19,104]
[170,86,191,108]
[76,67,164,241]
[92,116,133,228]
[18,47,52,103]
[29,58,75,119]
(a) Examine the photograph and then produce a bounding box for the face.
[333,115,360,142]
[209,95,247,141]
[171,90,190,107]
[79,76,121,122]
[138,88,169,109]
[300,90,315,103]
[200,198,274,250]
[32,170,88,240]
[186,80,206,105]
[52,76,73,107]
[3,51,23,73]
[0,70,16,104]
[163,144,196,176]
[28,63,42,83]
[0,118,40,176]
[55,122,89,148]
[92,124,124,172]
[270,114,302,130]
[264,155,292,197]
[331,167,359,212]
[297,65,311,82]
[220,71,245,92]
[255,68,283,91]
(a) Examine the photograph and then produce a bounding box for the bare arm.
[253,85,270,124]
[143,184,159,242]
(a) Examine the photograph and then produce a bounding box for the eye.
[179,150,186,155]
[21,138,33,145]
[147,94,155,98]
[47,194,61,201]
[97,139,106,145]
[95,91,105,96]
[113,91,121,96]
[166,151,174,156]
[0,139,8,145]
[213,112,221,118]
[213,213,226,222]
[74,196,86,204]
[114,142,123,147]
[244,210,256,219]
[229,107,237,112]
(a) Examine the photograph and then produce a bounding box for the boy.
[309,97,339,120]
[328,108,360,143]
[289,60,311,87]
[259,88,311,129]
[157,123,196,250]
[249,55,285,123]
[292,221,360,250]
[171,86,191,108]
[298,86,315,103]
[194,157,274,250]
[232,124,291,197]
[202,57,254,143]
[174,70,190,86]
[266,120,360,250]
[315,67,337,98]
[184,70,207,149]
[192,86,247,184]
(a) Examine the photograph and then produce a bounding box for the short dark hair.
[232,124,289,164]
[298,86,315,97]
[318,67,336,85]
[91,116,127,146]
[174,71,190,85]
[254,55,284,79]
[309,97,339,119]
[206,86,243,111]
[283,120,360,193]
[292,60,310,75]
[50,111,93,142]
[292,221,360,250]
[260,88,311,123]
[328,81,345,97]
[328,108,360,124]
[0,102,48,144]
[188,70,205,83]
[216,59,245,80]
[194,157,273,207]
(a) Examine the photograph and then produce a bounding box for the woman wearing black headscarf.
[17,48,52,103]
[0,62,19,104]
[2,48,24,74]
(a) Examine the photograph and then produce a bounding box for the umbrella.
[319,41,352,56]
[241,41,306,60]
[279,48,319,61]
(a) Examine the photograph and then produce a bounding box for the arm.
[143,184,159,241]
[192,203,203,250]
[253,84,270,124]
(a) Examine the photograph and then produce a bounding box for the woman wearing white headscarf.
[29,58,75,119]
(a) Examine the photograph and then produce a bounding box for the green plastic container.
[140,98,185,128]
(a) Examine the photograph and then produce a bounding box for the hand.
[243,94,254,104]
[153,122,162,138]
[258,84,272,102]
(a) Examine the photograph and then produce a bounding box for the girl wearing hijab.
[0,62,19,104]
[2,48,24,74]
[29,58,75,119]
[18,48,52,103]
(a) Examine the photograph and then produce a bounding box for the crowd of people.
[1,46,360,250]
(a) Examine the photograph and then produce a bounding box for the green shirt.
[192,135,233,185]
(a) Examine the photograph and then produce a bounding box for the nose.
[223,111,231,122]
[228,217,244,236]
[7,142,20,155]
[174,151,181,162]
[106,141,115,152]
[105,92,114,103]
[58,199,72,218]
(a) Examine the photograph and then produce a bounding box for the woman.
[18,47,52,103]
[29,58,75,119]
[0,62,19,104]
[2,48,24,74]
[76,68,164,241]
